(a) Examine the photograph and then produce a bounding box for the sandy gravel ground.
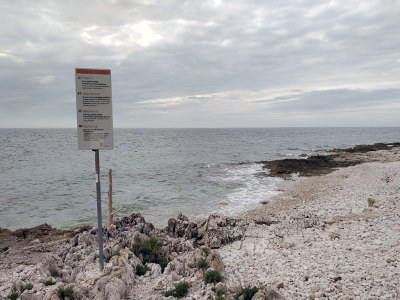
[220,155,400,299]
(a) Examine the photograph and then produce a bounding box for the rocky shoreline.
[1,143,400,300]
[258,142,400,178]
[0,211,250,300]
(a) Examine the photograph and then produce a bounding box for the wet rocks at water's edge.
[0,212,263,300]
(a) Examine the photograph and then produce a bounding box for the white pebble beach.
[220,149,400,299]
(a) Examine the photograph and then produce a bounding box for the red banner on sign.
[76,68,111,75]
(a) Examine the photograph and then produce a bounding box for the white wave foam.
[216,164,283,216]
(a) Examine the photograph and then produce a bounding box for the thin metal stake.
[94,149,104,271]
[108,169,113,226]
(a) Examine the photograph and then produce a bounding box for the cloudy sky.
[1,0,399,128]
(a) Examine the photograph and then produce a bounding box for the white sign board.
[75,68,114,150]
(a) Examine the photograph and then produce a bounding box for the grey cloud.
[266,88,400,112]
[0,0,399,127]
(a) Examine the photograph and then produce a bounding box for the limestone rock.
[132,231,148,243]
[310,285,320,293]
[108,224,116,234]
[40,256,62,278]
[104,277,126,300]
[206,250,224,275]
[209,237,221,249]
[74,263,101,295]
[252,289,266,300]
[197,214,244,248]
[147,263,162,277]
[276,282,284,289]
[215,282,226,292]
[186,248,204,268]
[165,213,198,240]
[329,232,340,240]
[19,291,41,300]
[368,197,376,207]
[265,288,286,300]
[43,288,61,300]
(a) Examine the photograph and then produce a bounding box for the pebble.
[219,161,400,299]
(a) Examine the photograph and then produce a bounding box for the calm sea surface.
[1,128,399,230]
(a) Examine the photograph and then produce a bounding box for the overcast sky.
[1,0,400,128]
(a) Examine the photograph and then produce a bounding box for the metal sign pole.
[94,149,104,271]
[76,68,113,272]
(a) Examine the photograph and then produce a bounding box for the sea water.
[1,127,399,230]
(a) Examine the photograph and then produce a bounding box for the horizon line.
[1,126,400,129]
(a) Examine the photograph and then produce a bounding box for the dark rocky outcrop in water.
[260,155,360,178]
[337,142,400,153]
[258,142,400,178]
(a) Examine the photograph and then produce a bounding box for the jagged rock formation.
[0,212,242,300]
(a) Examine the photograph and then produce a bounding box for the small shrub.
[204,270,223,284]
[216,289,226,299]
[106,252,120,263]
[164,282,189,298]
[234,286,259,300]
[211,286,226,299]
[45,279,56,286]
[201,247,210,256]
[20,283,33,293]
[131,238,162,262]
[7,292,19,300]
[135,264,149,276]
[57,286,75,300]
[130,238,169,272]
[198,258,208,270]
[159,258,170,273]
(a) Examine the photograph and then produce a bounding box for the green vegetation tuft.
[130,238,170,272]
[159,258,170,272]
[211,287,226,300]
[204,270,223,284]
[234,286,259,300]
[7,292,19,300]
[57,286,75,300]
[105,252,120,263]
[45,279,56,286]
[216,289,226,299]
[201,247,211,256]
[20,283,33,293]
[135,264,149,276]
[198,258,209,270]
[164,282,190,298]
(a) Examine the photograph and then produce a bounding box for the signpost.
[75,68,113,271]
